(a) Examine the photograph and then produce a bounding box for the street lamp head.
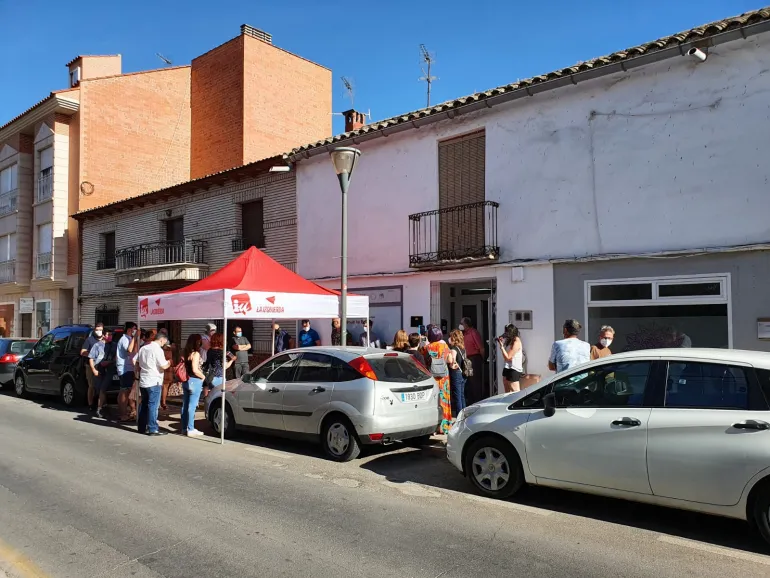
[330,147,361,178]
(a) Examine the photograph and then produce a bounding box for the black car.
[0,338,37,387]
[14,324,125,407]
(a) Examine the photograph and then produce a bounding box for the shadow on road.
[360,446,769,556]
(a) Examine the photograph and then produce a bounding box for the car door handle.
[612,418,641,427]
[267,387,280,393]
[732,420,770,430]
[311,386,326,393]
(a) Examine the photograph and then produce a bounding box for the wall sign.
[19,298,34,314]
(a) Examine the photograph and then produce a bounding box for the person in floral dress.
[421,325,453,434]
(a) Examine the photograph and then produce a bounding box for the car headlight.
[455,405,481,423]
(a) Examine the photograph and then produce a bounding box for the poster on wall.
[19,298,34,314]
[348,286,403,348]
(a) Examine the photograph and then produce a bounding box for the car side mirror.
[543,392,556,417]
[241,373,252,383]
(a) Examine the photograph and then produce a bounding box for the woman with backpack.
[421,325,453,434]
[180,333,206,437]
[497,324,524,393]
[448,329,469,417]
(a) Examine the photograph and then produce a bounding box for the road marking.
[0,537,49,577]
[243,447,295,459]
[658,535,770,565]
[464,493,553,516]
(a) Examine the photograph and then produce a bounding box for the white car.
[207,347,440,461]
[446,348,770,546]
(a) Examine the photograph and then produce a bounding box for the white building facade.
[291,9,770,395]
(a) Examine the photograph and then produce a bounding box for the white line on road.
[658,535,770,565]
[243,447,295,459]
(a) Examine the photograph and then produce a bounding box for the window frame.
[251,352,300,383]
[0,163,18,195]
[293,352,337,383]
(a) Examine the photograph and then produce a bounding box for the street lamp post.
[329,147,361,346]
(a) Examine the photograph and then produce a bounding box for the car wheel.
[752,482,770,546]
[321,415,361,462]
[13,374,27,398]
[463,436,524,499]
[60,379,80,407]
[209,401,235,438]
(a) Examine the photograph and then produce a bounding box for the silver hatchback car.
[206,347,440,461]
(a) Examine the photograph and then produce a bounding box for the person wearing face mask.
[89,328,116,418]
[81,322,105,412]
[229,325,251,378]
[591,325,615,360]
[117,322,140,422]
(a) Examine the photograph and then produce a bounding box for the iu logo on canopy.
[231,293,253,315]
[139,298,149,318]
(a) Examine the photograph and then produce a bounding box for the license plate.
[400,390,428,403]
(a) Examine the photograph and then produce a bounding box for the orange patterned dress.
[422,340,452,434]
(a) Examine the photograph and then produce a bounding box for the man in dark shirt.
[274,323,291,353]
[80,322,104,412]
[230,326,251,378]
[298,320,321,348]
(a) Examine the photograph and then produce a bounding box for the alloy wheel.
[62,382,75,405]
[326,422,350,457]
[212,407,227,434]
[14,375,24,396]
[471,446,511,492]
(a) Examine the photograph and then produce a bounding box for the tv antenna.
[156,53,173,66]
[419,44,437,107]
[341,76,354,107]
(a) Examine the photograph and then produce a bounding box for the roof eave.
[0,95,80,144]
[286,16,770,162]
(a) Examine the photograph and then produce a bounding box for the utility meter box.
[509,310,533,330]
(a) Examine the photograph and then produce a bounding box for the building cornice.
[0,96,79,144]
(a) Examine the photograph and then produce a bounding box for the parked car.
[14,324,124,406]
[0,338,37,387]
[446,348,770,546]
[206,347,441,461]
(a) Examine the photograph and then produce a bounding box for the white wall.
[297,34,770,280]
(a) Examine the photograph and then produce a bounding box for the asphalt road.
[1,392,770,578]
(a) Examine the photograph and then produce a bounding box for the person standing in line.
[161,341,178,411]
[80,321,105,412]
[498,324,524,393]
[180,333,207,437]
[392,329,410,352]
[135,330,171,436]
[460,317,485,404]
[330,318,341,346]
[229,326,251,379]
[116,322,139,422]
[549,319,591,374]
[298,320,321,347]
[447,329,467,417]
[421,325,452,434]
[406,333,425,367]
[200,322,216,364]
[204,332,235,389]
[359,319,382,348]
[590,325,615,360]
[273,323,291,353]
[89,328,116,418]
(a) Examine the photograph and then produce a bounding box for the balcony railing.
[37,172,53,203]
[0,190,18,216]
[36,252,52,278]
[0,260,15,284]
[115,240,207,270]
[97,255,116,270]
[409,201,500,267]
[231,236,265,252]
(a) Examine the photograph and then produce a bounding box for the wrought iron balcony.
[0,190,18,216]
[96,255,116,270]
[37,172,53,203]
[409,201,500,268]
[116,240,207,270]
[231,236,265,252]
[0,260,15,284]
[114,240,208,288]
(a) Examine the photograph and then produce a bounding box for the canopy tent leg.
[221,311,227,445]
[136,319,141,430]
[271,319,275,356]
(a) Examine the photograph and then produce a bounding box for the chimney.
[344,109,367,132]
[241,24,272,44]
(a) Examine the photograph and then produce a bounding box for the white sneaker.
[186,429,204,437]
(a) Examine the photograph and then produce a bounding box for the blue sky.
[0,0,763,135]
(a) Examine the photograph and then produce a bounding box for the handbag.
[174,359,188,382]
[459,348,474,378]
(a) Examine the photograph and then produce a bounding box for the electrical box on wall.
[509,310,533,330]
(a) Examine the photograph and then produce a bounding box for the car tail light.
[348,356,377,380]
[0,353,20,363]
[384,352,398,357]
[368,433,384,442]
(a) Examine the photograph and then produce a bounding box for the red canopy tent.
[136,246,369,443]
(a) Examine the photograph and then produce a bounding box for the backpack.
[174,359,188,383]
[456,347,474,378]
[428,350,449,378]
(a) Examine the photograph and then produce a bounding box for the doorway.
[20,313,32,337]
[437,279,497,399]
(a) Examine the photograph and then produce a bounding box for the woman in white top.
[497,324,523,393]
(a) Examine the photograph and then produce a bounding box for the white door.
[524,359,656,494]
[647,360,770,506]
[281,352,334,433]
[240,352,299,431]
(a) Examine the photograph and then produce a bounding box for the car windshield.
[366,355,429,384]
[10,340,34,355]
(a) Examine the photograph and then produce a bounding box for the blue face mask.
[236,332,242,337]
